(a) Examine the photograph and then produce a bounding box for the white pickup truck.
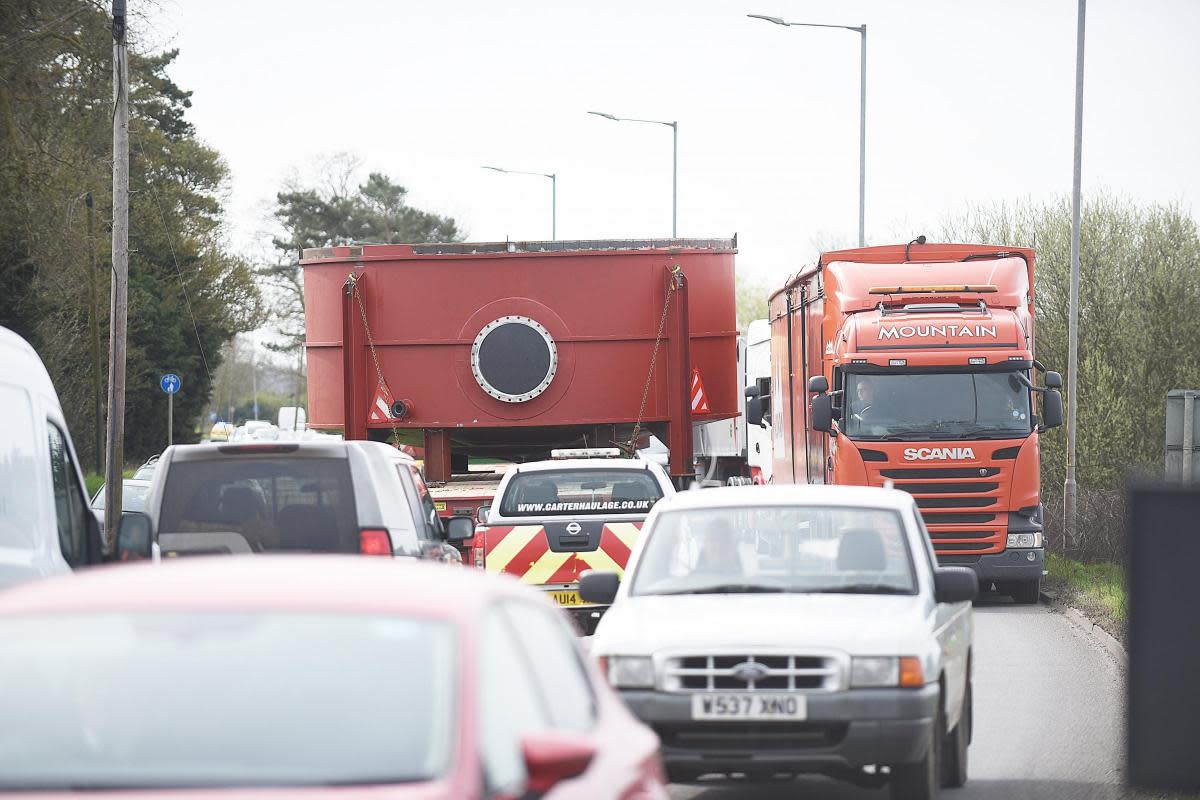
[584,484,977,799]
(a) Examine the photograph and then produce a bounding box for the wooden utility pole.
[103,0,129,548]
[86,192,103,475]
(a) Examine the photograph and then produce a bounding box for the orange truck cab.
[753,241,1063,603]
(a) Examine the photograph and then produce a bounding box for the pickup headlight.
[851,656,925,688]
[607,656,655,689]
[851,657,898,688]
[1006,532,1043,549]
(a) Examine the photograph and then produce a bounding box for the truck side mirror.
[808,375,829,393]
[811,394,834,433]
[1042,389,1064,430]
[746,394,765,427]
[1044,370,1063,390]
[115,512,154,561]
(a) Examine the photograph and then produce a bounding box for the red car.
[0,557,667,799]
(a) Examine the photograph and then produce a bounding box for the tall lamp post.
[1064,0,1087,549]
[748,14,867,247]
[482,166,557,240]
[587,111,678,238]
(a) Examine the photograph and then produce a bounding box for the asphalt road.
[669,592,1125,800]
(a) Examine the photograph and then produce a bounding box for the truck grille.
[653,722,848,752]
[662,654,841,693]
[867,461,1009,555]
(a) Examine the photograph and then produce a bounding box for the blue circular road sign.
[160,373,181,394]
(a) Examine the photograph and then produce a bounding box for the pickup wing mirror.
[579,570,620,605]
[446,516,475,543]
[934,567,979,604]
[115,512,154,561]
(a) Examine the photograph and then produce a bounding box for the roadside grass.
[1045,552,1127,639]
[84,469,136,499]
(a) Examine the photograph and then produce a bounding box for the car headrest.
[610,481,651,503]
[218,486,264,525]
[520,481,559,505]
[837,528,887,572]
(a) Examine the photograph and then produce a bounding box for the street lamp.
[748,13,867,247]
[481,165,557,240]
[587,111,678,238]
[1064,0,1087,548]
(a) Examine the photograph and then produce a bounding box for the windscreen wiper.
[815,583,912,595]
[661,583,786,595]
[941,428,1026,440]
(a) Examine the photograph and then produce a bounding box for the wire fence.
[1041,463,1160,565]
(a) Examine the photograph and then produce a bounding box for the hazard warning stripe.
[483,526,542,573]
[483,522,644,584]
[606,522,641,551]
[690,368,711,413]
[576,547,627,578]
[522,549,572,585]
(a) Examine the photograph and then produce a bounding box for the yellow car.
[209,422,235,442]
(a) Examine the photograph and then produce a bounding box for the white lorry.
[693,319,772,485]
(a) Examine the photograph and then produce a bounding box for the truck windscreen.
[499,469,663,516]
[843,371,1032,440]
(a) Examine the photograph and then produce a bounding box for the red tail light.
[750,466,764,485]
[359,528,393,556]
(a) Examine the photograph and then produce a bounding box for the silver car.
[117,440,459,563]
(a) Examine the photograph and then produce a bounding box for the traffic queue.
[1,319,976,800]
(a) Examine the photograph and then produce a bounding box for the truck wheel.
[890,696,941,800]
[1012,579,1041,605]
[941,679,970,788]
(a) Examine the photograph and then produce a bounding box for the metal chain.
[350,274,402,445]
[626,264,681,453]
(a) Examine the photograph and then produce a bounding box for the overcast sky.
[147,0,1200,288]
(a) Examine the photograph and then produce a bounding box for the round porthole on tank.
[470,316,558,403]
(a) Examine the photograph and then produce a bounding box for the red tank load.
[301,238,738,487]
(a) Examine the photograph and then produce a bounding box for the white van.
[0,326,103,589]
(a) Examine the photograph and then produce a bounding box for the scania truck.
[749,241,1063,603]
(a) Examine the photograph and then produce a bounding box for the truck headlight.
[1006,532,1043,549]
[851,657,899,688]
[607,656,655,689]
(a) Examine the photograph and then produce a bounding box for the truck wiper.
[662,583,786,595]
[940,428,1027,440]
[815,583,912,595]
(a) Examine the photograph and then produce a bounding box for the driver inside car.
[690,518,745,578]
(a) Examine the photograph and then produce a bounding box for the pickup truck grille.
[662,654,841,693]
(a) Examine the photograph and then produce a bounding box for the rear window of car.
[157,457,358,554]
[91,483,149,512]
[0,612,456,789]
[498,469,662,517]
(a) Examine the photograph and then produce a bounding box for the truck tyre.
[941,678,970,788]
[890,694,942,800]
[1012,579,1041,605]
